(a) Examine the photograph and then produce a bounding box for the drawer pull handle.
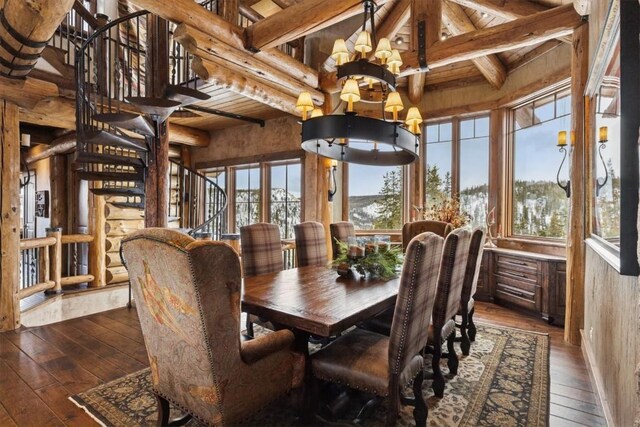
[504,289,525,298]
[506,261,528,266]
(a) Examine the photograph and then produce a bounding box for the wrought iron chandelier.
[296,0,422,166]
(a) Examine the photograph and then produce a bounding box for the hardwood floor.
[0,302,605,426]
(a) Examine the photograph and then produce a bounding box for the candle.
[349,245,358,257]
[355,246,365,257]
[599,126,608,143]
[557,131,567,147]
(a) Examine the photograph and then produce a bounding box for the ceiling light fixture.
[296,0,422,166]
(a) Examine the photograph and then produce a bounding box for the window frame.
[267,159,302,239]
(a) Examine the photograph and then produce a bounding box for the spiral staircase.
[74,10,226,236]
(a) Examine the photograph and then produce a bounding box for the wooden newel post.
[46,227,63,295]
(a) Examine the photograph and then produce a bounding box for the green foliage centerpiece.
[332,236,403,280]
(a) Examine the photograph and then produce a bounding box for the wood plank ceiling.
[168,0,573,131]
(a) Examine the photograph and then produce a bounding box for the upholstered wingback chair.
[458,227,485,355]
[428,227,471,397]
[294,221,328,267]
[121,229,301,426]
[329,221,355,259]
[402,220,452,252]
[311,232,444,426]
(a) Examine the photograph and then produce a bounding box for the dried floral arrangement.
[331,238,403,280]
[415,196,470,228]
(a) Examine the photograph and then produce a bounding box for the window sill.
[496,237,566,257]
[585,236,621,273]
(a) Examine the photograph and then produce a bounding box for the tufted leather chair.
[310,232,444,427]
[329,221,355,259]
[402,220,452,252]
[428,227,472,398]
[458,227,485,355]
[121,228,302,426]
[240,223,284,337]
[294,221,328,267]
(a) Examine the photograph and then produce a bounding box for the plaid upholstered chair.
[329,221,355,259]
[458,227,485,355]
[121,229,302,425]
[428,227,472,398]
[402,220,452,252]
[294,221,328,267]
[240,223,284,337]
[310,232,444,427]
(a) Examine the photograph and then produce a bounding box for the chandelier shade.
[301,113,419,166]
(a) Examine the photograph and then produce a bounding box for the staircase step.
[83,130,149,152]
[92,112,155,136]
[78,170,144,183]
[111,201,145,210]
[125,97,181,121]
[165,85,211,106]
[91,187,145,197]
[76,152,146,168]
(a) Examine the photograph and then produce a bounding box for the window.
[425,121,453,204]
[511,89,571,238]
[234,165,260,231]
[592,48,620,246]
[269,161,302,239]
[348,164,403,230]
[459,116,490,228]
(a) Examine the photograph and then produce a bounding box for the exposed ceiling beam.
[401,4,581,75]
[407,0,435,103]
[447,0,546,20]
[320,4,581,90]
[442,1,507,89]
[246,0,390,51]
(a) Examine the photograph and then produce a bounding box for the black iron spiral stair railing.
[74,10,226,236]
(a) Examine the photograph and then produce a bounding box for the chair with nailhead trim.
[121,228,303,425]
[457,227,485,356]
[310,232,444,426]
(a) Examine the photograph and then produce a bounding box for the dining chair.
[294,221,328,267]
[428,227,472,398]
[402,220,452,252]
[310,232,444,427]
[120,228,303,426]
[240,222,284,337]
[458,227,485,356]
[329,221,355,259]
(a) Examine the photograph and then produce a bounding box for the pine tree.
[374,167,402,229]
[425,165,444,205]
[443,171,452,196]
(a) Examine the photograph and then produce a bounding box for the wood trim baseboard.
[580,329,614,427]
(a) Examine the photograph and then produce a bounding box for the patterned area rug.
[70,323,549,426]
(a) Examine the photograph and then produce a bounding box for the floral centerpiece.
[332,236,403,280]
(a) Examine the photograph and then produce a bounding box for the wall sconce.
[556,131,571,198]
[596,126,609,197]
[328,160,338,201]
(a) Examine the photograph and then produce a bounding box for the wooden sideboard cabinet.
[475,247,566,326]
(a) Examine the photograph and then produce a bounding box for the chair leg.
[245,316,254,338]
[446,331,459,376]
[412,370,428,427]
[460,309,471,356]
[385,383,400,427]
[155,393,170,427]
[431,334,445,398]
[468,307,477,342]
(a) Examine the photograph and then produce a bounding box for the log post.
[489,108,505,238]
[144,16,170,228]
[0,0,75,78]
[564,23,588,345]
[50,155,67,229]
[45,228,63,294]
[0,100,20,331]
[88,194,106,287]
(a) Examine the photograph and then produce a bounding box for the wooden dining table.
[242,265,400,351]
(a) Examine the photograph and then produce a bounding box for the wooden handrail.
[61,234,94,244]
[72,0,101,29]
[19,237,57,250]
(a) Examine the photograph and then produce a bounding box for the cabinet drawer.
[495,282,541,312]
[495,265,538,283]
[496,254,538,273]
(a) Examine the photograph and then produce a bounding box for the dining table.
[241,265,401,353]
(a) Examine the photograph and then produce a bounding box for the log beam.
[447,0,546,20]
[442,1,507,89]
[0,0,75,78]
[0,100,20,331]
[247,0,367,51]
[406,0,435,104]
[25,132,76,164]
[174,23,322,104]
[407,75,426,104]
[192,57,300,115]
[564,23,588,345]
